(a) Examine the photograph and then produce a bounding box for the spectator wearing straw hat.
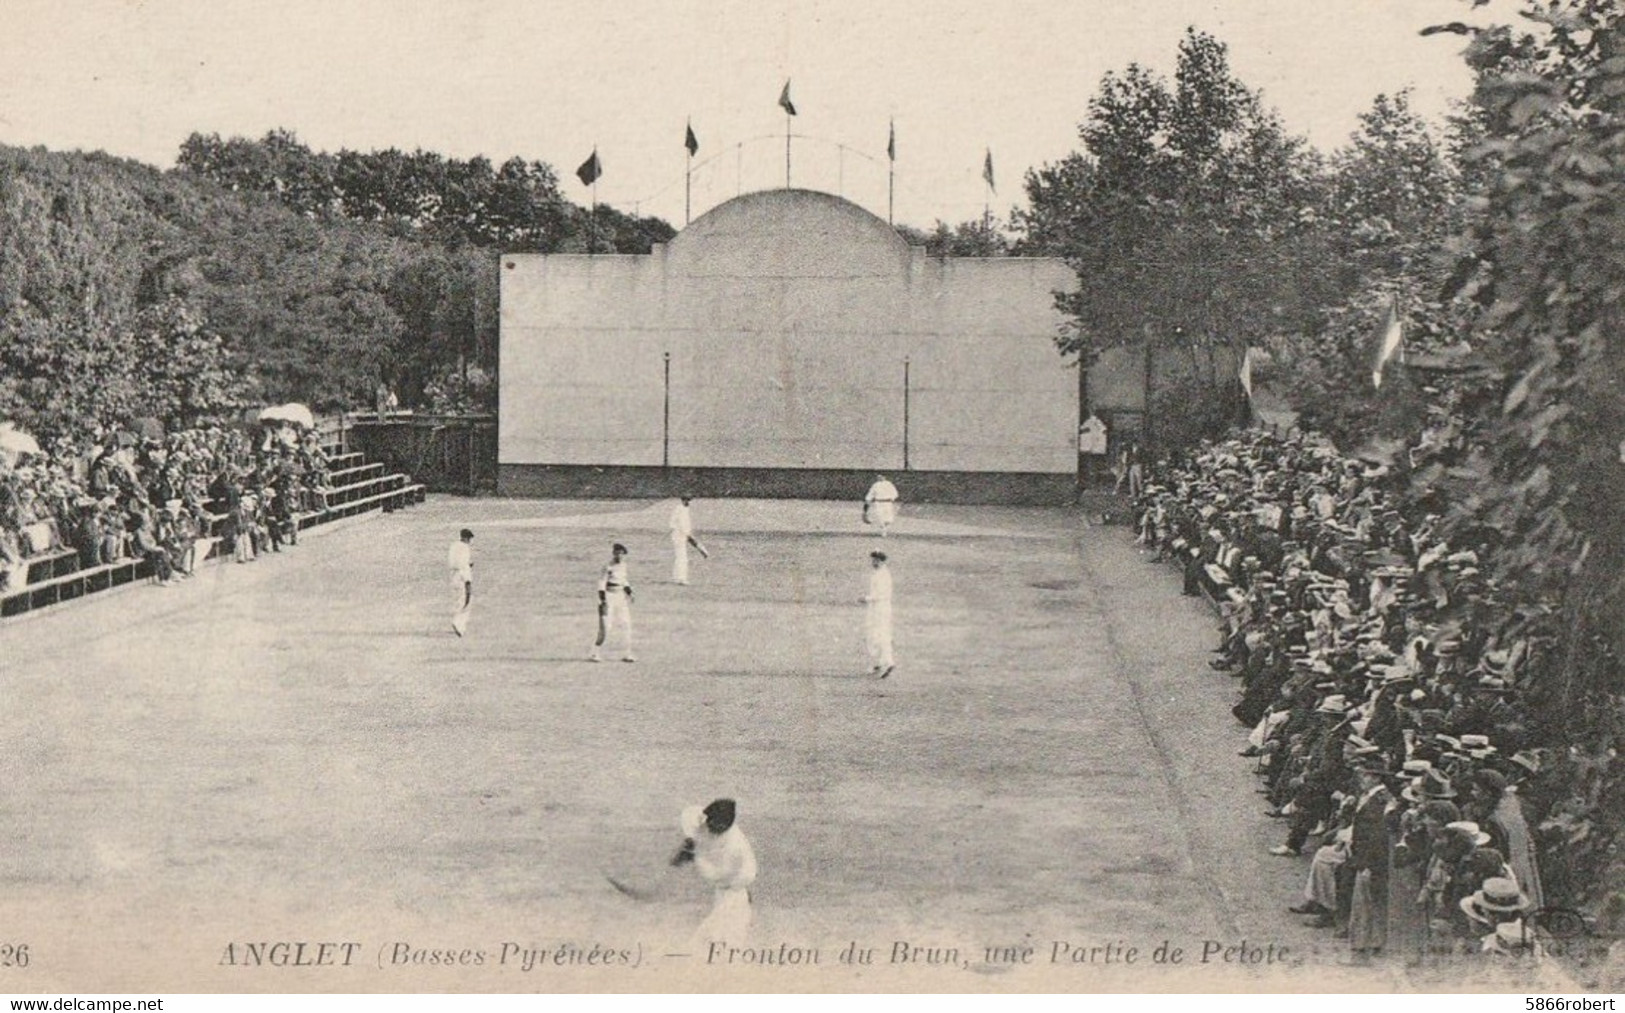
[1461,876,1532,953]
[1473,768,1544,912]
[1269,696,1352,857]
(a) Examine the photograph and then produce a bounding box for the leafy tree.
[176,130,673,256]
[1016,28,1327,450]
[895,217,1010,257]
[1426,1,1625,693]
[1269,91,1470,450]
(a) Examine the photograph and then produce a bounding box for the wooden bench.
[1,449,424,621]
[327,461,384,485]
[0,556,148,617]
[24,546,81,584]
[324,472,407,508]
[326,483,425,520]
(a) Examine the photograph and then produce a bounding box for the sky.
[0,0,1516,229]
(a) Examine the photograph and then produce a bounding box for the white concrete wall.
[500,189,1080,473]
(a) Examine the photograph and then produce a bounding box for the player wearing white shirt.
[864,550,894,678]
[447,529,473,637]
[668,496,708,584]
[672,799,757,943]
[863,475,899,536]
[590,542,635,662]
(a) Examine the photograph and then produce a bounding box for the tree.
[1017,28,1326,450]
[896,217,1010,257]
[1269,91,1469,450]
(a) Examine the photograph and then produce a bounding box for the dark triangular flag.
[685,122,699,157]
[982,148,995,193]
[575,149,602,186]
[778,79,797,116]
[887,120,895,162]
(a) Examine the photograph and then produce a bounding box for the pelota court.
[2,496,1490,990]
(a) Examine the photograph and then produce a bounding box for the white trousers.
[693,887,752,945]
[603,592,632,652]
[672,533,689,583]
[1306,844,1345,908]
[867,603,894,668]
[451,578,471,635]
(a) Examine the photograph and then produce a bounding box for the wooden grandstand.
[1,432,425,619]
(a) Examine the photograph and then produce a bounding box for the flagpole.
[785,110,792,189]
[685,119,693,226]
[983,147,994,238]
[591,177,598,255]
[887,122,895,226]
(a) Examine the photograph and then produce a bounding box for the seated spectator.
[0,521,23,592]
[128,511,174,586]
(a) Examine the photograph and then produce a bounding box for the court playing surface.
[2,497,1416,990]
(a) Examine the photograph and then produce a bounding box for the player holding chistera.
[863,474,899,536]
[863,550,894,678]
[671,798,756,943]
[590,542,635,662]
[447,528,474,637]
[669,496,709,585]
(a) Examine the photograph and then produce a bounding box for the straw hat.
[1445,820,1492,847]
[1402,769,1458,803]
[1461,877,1530,924]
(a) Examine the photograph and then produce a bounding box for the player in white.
[671,798,757,943]
[863,474,899,536]
[863,550,894,678]
[448,528,474,637]
[590,542,635,662]
[669,495,709,584]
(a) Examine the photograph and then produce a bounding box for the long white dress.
[866,565,894,670]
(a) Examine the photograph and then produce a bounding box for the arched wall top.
[665,188,912,277]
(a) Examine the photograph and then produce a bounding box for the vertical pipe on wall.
[1077,351,1089,492]
[663,351,672,468]
[902,356,911,471]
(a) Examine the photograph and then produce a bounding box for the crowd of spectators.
[1134,428,1557,968]
[0,421,334,593]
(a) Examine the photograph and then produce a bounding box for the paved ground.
[0,497,1504,991]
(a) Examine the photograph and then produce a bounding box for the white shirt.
[867,566,893,607]
[865,478,898,504]
[448,540,472,581]
[694,826,757,891]
[670,503,693,539]
[1078,416,1108,455]
[598,559,630,592]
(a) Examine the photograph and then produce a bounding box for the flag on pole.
[778,79,797,116]
[575,149,602,186]
[1371,298,1404,390]
[887,120,896,162]
[1239,346,1254,400]
[685,122,699,156]
[982,148,995,192]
